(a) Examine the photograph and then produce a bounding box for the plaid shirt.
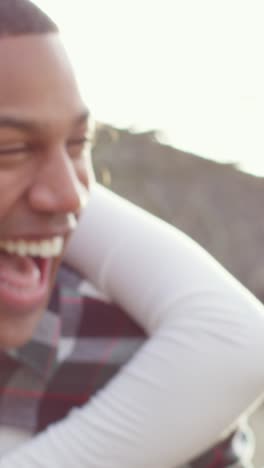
[0,265,253,468]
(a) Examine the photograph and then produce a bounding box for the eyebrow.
[0,109,90,133]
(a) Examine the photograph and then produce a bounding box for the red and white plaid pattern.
[0,265,254,467]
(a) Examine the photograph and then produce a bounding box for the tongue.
[0,252,41,288]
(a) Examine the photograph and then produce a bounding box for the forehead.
[0,34,86,129]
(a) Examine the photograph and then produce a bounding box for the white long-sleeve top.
[1,184,264,467]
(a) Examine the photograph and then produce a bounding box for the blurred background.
[35,0,264,176]
[34,1,264,465]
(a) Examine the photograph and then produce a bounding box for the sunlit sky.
[34,0,264,176]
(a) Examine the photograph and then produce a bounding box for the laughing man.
[0,1,263,467]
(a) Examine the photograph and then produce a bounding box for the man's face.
[0,34,91,348]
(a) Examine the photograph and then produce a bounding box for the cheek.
[0,165,34,219]
[75,152,94,190]
[86,153,96,184]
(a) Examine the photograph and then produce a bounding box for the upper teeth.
[0,237,64,258]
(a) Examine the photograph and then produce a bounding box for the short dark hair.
[0,0,59,37]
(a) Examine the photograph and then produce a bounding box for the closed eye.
[0,144,31,156]
[67,136,91,146]
[0,144,34,164]
[66,136,91,158]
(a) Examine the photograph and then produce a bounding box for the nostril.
[28,180,82,214]
[28,149,87,214]
[28,184,59,209]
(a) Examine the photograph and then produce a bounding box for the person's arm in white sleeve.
[1,183,264,468]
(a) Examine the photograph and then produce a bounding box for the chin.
[0,305,46,350]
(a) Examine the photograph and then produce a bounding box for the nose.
[28,145,84,215]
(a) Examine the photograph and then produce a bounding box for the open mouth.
[0,237,64,314]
